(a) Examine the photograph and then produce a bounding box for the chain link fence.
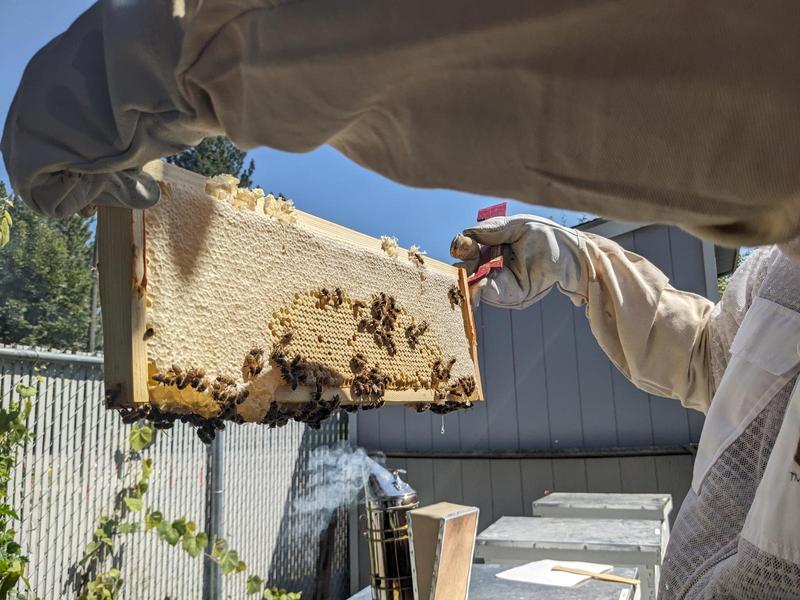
[0,344,351,599]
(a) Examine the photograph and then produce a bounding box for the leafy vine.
[75,423,300,599]
[0,381,38,600]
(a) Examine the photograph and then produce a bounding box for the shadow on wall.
[266,419,353,600]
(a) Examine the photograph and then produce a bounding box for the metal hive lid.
[364,456,418,507]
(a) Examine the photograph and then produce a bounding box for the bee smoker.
[363,457,419,600]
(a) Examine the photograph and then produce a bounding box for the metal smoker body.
[363,458,419,600]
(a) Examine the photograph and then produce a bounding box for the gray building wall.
[358,222,713,454]
[354,222,718,589]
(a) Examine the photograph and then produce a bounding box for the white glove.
[451,215,590,310]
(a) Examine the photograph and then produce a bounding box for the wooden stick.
[551,565,640,586]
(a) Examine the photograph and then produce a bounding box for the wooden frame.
[99,161,483,408]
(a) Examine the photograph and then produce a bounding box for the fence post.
[203,431,224,600]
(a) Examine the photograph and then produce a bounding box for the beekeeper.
[452,216,800,599]
[2,2,800,597]
[2,0,800,251]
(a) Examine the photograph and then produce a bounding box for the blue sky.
[0,0,588,262]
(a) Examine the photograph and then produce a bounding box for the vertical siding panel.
[357,409,381,450]
[540,293,583,450]
[377,404,406,452]
[511,305,550,450]
[459,305,490,452]
[552,458,588,492]
[573,309,618,448]
[432,459,463,504]
[634,226,675,277]
[620,456,659,492]
[649,395,691,446]
[612,372,654,447]
[520,459,556,515]
[490,460,524,522]
[654,454,694,523]
[404,410,434,453]
[688,410,704,444]
[432,409,461,452]
[406,458,435,507]
[461,459,494,532]
[585,457,623,492]
[481,306,519,452]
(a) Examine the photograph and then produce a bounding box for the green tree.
[717,248,751,297]
[166,136,255,187]
[0,199,95,351]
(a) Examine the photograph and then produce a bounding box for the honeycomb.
[268,289,445,390]
[122,166,479,443]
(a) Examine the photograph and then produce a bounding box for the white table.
[348,564,640,600]
[475,516,664,600]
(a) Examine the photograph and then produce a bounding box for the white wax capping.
[380,236,399,257]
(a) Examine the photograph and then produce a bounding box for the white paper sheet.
[495,559,613,587]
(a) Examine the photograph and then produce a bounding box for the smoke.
[291,445,377,539]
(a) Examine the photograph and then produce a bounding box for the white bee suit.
[458,217,800,598]
[3,0,800,247]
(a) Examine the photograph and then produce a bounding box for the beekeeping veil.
[3,0,800,248]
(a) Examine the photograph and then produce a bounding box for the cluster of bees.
[115,403,229,445]
[152,364,210,392]
[270,349,345,391]
[260,396,342,430]
[356,292,401,356]
[448,284,464,310]
[349,359,392,406]
[317,287,346,309]
[404,321,429,348]
[431,357,457,384]
[130,283,475,442]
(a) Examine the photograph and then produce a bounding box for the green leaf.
[137,481,149,495]
[157,520,180,546]
[185,520,197,534]
[129,424,154,452]
[145,510,163,530]
[247,575,264,594]
[123,496,143,512]
[181,533,204,558]
[82,541,100,561]
[171,518,188,536]
[117,522,139,534]
[14,384,36,399]
[218,549,242,575]
[140,458,153,482]
[211,538,228,560]
[236,560,247,573]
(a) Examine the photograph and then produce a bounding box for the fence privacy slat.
[0,345,349,599]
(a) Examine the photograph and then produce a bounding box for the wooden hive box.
[98,162,482,442]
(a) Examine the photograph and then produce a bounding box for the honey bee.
[448,285,464,310]
[352,299,367,317]
[333,288,344,306]
[242,347,265,380]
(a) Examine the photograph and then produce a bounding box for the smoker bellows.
[98,162,482,442]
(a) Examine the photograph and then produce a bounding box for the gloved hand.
[450,215,590,310]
